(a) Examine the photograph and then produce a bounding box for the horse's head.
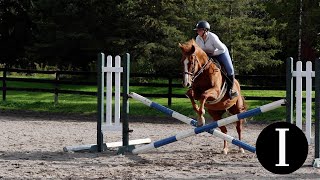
[179,39,207,88]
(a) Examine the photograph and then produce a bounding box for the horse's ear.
[178,43,183,49]
[179,43,186,52]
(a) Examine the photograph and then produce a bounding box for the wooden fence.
[0,68,288,106]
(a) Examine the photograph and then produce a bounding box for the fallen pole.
[131,98,285,154]
[63,138,151,152]
[129,92,274,154]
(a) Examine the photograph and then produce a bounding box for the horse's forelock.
[180,39,197,55]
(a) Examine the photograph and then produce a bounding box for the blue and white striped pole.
[129,92,273,153]
[131,97,285,154]
[129,92,198,126]
[129,92,255,153]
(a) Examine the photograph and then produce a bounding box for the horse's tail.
[235,79,248,112]
[241,95,249,123]
[241,95,248,111]
[235,80,248,112]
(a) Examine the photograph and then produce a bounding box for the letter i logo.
[275,128,289,167]
[256,122,308,174]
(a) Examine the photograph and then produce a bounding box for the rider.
[194,20,238,99]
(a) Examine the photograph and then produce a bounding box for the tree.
[266,0,320,62]
[207,0,283,74]
[117,0,284,74]
[27,0,125,70]
[116,0,193,74]
[0,0,35,67]
[300,0,320,60]
[0,0,294,75]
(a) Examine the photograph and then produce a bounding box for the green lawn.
[0,90,289,122]
[0,81,314,122]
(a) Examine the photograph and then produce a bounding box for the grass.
[0,91,96,114]
[129,98,288,122]
[0,90,289,122]
[0,80,314,122]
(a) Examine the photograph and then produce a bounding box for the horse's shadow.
[0,149,114,161]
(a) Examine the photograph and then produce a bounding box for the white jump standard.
[63,53,151,152]
[286,57,320,167]
[132,99,286,154]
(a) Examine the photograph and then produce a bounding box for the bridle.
[183,53,228,104]
[184,53,211,83]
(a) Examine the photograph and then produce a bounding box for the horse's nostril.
[182,82,189,88]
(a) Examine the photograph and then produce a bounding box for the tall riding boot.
[227,75,238,100]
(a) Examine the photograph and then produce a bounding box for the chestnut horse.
[179,39,247,154]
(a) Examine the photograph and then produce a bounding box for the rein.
[183,53,228,105]
[185,53,212,83]
[192,58,211,82]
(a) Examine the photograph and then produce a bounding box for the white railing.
[101,55,123,131]
[291,61,315,144]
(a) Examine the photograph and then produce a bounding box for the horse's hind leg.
[207,109,229,154]
[235,119,245,153]
[229,97,247,153]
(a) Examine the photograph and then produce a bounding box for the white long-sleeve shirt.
[195,32,227,56]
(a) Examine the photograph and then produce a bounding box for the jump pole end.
[117,138,152,154]
[313,158,320,168]
[117,145,136,155]
[63,144,107,152]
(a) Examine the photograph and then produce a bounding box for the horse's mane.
[179,39,197,54]
[180,39,196,48]
[179,39,207,60]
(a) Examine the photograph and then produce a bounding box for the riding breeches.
[214,48,234,76]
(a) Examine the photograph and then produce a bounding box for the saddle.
[206,57,228,104]
[208,57,229,82]
[208,56,238,100]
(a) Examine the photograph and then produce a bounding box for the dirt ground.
[0,111,319,179]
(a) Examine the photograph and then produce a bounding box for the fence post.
[315,57,320,159]
[2,68,6,101]
[122,53,130,147]
[54,72,60,105]
[97,53,105,152]
[168,76,172,107]
[286,57,293,123]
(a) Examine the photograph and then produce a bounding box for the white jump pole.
[132,99,285,154]
[129,92,256,153]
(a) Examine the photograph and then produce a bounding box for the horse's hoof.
[197,117,205,126]
[197,123,203,127]
[239,148,245,153]
[222,149,228,155]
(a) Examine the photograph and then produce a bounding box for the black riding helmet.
[194,20,210,31]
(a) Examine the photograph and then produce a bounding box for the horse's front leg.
[186,89,204,126]
[197,88,220,126]
[186,89,200,112]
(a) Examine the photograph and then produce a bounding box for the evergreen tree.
[0,0,34,67]
[117,0,283,74]
[208,0,283,74]
[1,0,306,75]
[117,0,192,74]
[266,0,320,62]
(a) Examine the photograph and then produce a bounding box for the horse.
[179,39,247,154]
